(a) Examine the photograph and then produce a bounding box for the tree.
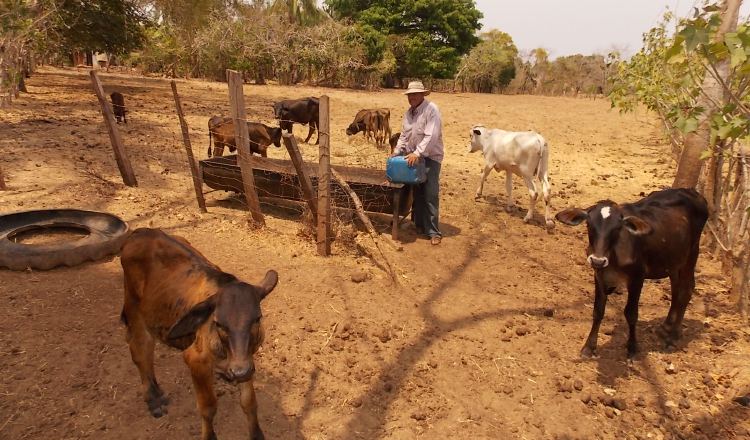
[456,29,517,93]
[324,0,483,79]
[270,0,327,25]
[672,0,741,188]
[54,0,148,56]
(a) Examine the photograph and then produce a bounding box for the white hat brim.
[404,89,430,95]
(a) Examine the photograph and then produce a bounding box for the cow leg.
[184,347,218,440]
[212,141,225,158]
[522,175,538,223]
[474,165,493,200]
[505,171,514,212]
[541,175,553,227]
[123,302,168,417]
[663,266,695,348]
[582,276,608,358]
[624,277,644,358]
[240,380,264,440]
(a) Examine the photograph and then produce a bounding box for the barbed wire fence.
[86,69,402,278]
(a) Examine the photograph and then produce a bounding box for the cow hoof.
[505,205,514,213]
[147,395,169,418]
[523,215,532,223]
[733,395,750,407]
[251,427,265,440]
[580,346,596,358]
[148,404,167,418]
[474,194,481,201]
[545,219,555,229]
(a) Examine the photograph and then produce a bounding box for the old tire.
[0,209,129,271]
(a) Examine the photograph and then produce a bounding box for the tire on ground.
[0,209,129,271]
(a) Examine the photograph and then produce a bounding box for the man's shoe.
[430,236,442,245]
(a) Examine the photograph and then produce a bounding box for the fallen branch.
[331,169,400,284]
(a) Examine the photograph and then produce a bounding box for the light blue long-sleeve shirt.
[394,99,444,163]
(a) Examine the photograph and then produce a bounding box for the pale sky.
[476,0,750,59]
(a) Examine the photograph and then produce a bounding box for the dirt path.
[0,67,748,440]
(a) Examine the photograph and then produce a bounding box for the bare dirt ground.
[0,67,748,440]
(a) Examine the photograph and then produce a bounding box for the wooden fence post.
[0,163,7,190]
[317,95,331,256]
[89,70,137,186]
[282,133,317,220]
[226,69,265,226]
[170,80,207,213]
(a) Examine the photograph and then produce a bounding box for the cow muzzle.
[224,361,255,383]
[587,254,609,269]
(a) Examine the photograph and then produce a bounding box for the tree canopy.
[54,0,148,55]
[456,30,517,93]
[324,0,483,79]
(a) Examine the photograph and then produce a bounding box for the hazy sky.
[475,0,750,59]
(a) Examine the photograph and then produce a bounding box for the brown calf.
[556,188,708,359]
[110,92,127,124]
[120,228,277,440]
[207,116,282,158]
[346,108,391,148]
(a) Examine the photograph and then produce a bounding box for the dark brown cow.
[207,116,282,158]
[389,131,401,153]
[272,97,319,144]
[556,188,708,358]
[110,92,127,124]
[120,228,277,440]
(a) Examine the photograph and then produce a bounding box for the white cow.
[468,125,553,227]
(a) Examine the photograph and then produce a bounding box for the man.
[392,80,444,245]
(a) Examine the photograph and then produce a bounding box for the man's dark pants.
[411,157,441,238]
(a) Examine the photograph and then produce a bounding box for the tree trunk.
[673,0,741,188]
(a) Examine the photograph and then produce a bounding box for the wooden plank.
[89,70,137,186]
[171,80,207,213]
[282,133,317,220]
[317,95,331,256]
[226,69,264,226]
[0,163,6,190]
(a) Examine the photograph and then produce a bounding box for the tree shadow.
[581,313,704,388]
[339,231,587,439]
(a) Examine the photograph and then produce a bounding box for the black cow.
[272,97,319,144]
[110,92,127,124]
[555,188,708,358]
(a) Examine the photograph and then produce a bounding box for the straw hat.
[403,80,430,95]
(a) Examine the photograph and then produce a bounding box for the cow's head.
[272,102,283,119]
[346,122,364,136]
[555,203,652,270]
[468,125,487,153]
[166,270,278,383]
[389,132,401,151]
[266,126,282,148]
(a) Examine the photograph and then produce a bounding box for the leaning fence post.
[170,80,207,213]
[0,163,7,190]
[282,133,317,220]
[317,95,331,256]
[226,69,265,226]
[89,70,137,186]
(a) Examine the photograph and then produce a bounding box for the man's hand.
[406,153,420,167]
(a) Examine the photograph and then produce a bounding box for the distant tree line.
[1,0,618,101]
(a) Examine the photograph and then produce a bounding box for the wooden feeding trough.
[199,155,411,239]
